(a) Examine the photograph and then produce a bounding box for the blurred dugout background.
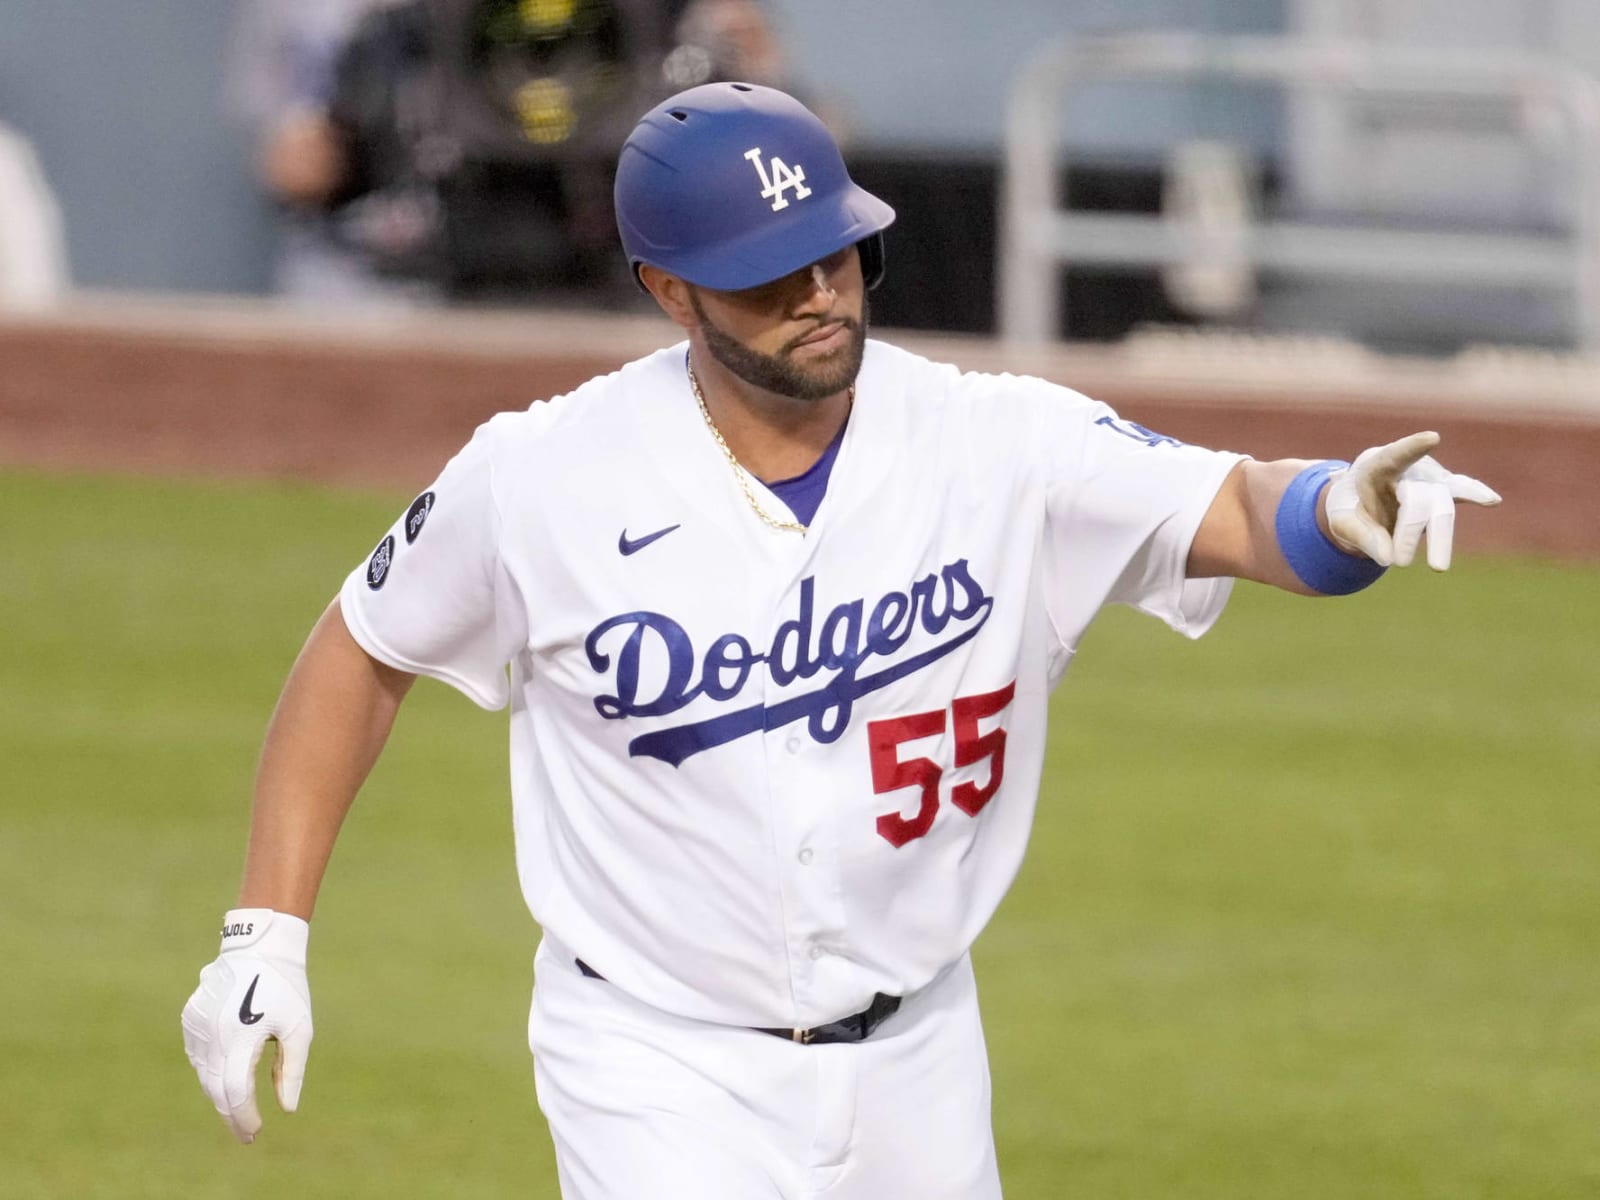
[0,0,1595,347]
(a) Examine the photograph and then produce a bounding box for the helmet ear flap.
[859,234,886,290]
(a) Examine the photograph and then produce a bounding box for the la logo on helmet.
[744,147,812,212]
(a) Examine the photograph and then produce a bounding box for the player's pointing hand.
[181,909,313,1143]
[1324,432,1501,571]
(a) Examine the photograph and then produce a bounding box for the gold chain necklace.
[687,362,852,535]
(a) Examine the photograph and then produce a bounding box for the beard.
[690,290,869,402]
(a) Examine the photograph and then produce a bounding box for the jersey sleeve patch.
[1093,414,1184,448]
[339,417,524,712]
[404,491,435,544]
[365,535,396,590]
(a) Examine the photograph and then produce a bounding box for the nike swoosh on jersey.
[239,975,265,1026]
[618,524,681,556]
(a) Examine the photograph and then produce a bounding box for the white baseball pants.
[529,935,1003,1200]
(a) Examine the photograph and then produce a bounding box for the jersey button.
[785,734,802,754]
[797,848,814,866]
[808,944,825,960]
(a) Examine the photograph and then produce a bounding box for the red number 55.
[869,681,1016,848]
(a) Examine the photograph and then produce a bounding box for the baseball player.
[181,83,1500,1198]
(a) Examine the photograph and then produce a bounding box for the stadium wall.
[0,297,1591,560]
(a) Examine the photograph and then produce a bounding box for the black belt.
[575,958,901,1046]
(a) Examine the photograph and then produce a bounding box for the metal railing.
[998,34,1600,349]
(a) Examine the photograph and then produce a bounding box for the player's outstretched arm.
[181,597,415,1143]
[1187,431,1501,594]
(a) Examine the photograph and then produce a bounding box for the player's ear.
[638,265,697,330]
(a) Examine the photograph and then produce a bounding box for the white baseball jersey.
[339,338,1243,1029]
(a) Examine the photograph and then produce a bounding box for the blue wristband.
[1274,461,1388,596]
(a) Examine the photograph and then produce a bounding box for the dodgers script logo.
[585,559,993,767]
[745,146,811,211]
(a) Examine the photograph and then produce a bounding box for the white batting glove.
[1324,431,1501,570]
[181,908,313,1144]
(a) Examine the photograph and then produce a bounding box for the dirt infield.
[2,296,1594,559]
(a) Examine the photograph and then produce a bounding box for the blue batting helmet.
[614,83,895,292]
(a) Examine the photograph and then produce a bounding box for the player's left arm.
[1187,431,1501,595]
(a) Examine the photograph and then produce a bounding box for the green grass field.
[3,469,1597,1199]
